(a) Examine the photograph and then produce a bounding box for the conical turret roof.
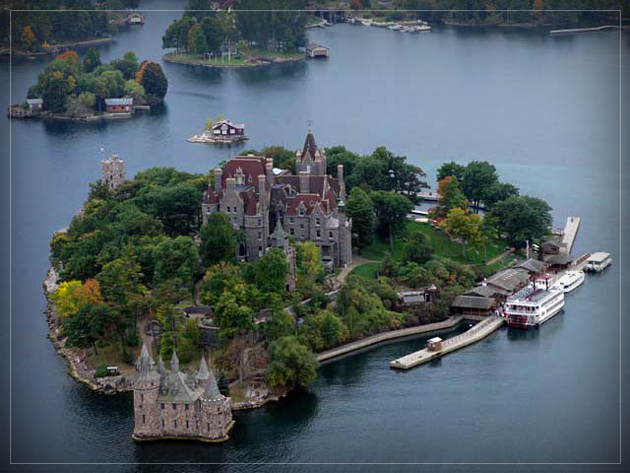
[196,354,210,381]
[171,350,180,373]
[157,356,167,375]
[301,129,318,162]
[201,356,222,401]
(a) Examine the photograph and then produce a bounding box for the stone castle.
[132,344,234,442]
[202,129,353,270]
[101,152,126,191]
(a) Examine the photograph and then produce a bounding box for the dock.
[561,216,581,254]
[389,315,504,370]
[550,25,620,35]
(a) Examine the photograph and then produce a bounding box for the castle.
[202,129,353,270]
[132,344,234,442]
[101,152,126,191]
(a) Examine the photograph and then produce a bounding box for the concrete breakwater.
[389,315,504,370]
[317,316,465,363]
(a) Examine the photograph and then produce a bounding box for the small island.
[7,48,168,121]
[161,0,308,68]
[188,116,249,144]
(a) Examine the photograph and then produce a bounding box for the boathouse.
[397,285,439,306]
[212,120,245,137]
[541,235,567,255]
[516,258,546,275]
[126,13,145,24]
[464,283,508,301]
[105,97,134,113]
[27,98,43,111]
[306,43,330,58]
[545,253,573,271]
[451,295,496,318]
[485,268,530,297]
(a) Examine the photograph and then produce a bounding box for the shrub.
[94,365,109,378]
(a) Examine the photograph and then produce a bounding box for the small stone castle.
[202,129,353,270]
[132,344,234,442]
[101,152,126,191]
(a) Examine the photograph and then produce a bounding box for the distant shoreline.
[0,36,113,57]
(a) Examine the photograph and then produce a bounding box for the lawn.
[349,262,380,279]
[169,49,304,67]
[359,220,507,266]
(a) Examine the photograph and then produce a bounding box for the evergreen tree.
[218,369,230,396]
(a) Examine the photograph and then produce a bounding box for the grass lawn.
[88,344,142,375]
[349,262,380,279]
[170,49,303,67]
[359,220,507,266]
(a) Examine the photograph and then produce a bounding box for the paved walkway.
[334,255,377,288]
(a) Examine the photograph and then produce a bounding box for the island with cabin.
[7,48,167,121]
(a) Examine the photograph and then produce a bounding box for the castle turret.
[170,350,180,373]
[195,354,210,388]
[337,200,352,268]
[101,153,126,191]
[199,357,233,441]
[132,343,161,440]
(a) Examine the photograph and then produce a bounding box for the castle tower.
[102,153,126,191]
[296,127,327,175]
[337,201,352,268]
[132,344,161,440]
[195,354,210,389]
[199,359,234,441]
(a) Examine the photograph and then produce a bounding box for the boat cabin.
[27,98,43,111]
[105,97,133,113]
[212,120,245,137]
[584,252,612,273]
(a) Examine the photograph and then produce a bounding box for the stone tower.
[102,153,126,191]
[295,127,327,175]
[199,358,233,442]
[132,345,161,439]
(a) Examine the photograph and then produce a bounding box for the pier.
[561,216,581,254]
[389,315,504,370]
[550,25,620,35]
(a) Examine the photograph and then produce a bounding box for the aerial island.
[8,48,168,121]
[41,123,607,442]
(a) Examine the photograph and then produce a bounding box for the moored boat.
[554,270,585,293]
[505,275,565,329]
[584,252,612,273]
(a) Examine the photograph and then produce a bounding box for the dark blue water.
[1,2,628,471]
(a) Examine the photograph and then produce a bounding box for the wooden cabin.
[212,120,245,137]
[306,42,330,58]
[105,97,133,113]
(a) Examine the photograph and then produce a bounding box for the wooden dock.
[550,25,620,35]
[561,216,581,254]
[389,316,504,370]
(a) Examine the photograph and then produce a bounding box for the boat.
[388,24,402,31]
[360,19,373,26]
[584,252,612,273]
[554,270,585,293]
[505,275,565,329]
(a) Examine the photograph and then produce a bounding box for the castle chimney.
[299,171,310,193]
[214,168,223,192]
[338,164,346,200]
[258,174,267,210]
[266,158,274,185]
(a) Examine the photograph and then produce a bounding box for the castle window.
[185,404,189,411]
[172,403,176,410]
[316,230,321,238]
[186,420,189,429]
[290,228,295,236]
[162,419,165,428]
[258,231,262,240]
[174,420,177,428]
[329,231,333,239]
[289,217,294,223]
[258,218,262,226]
[161,403,165,410]
[316,218,320,226]
[140,393,144,402]
[299,208,305,217]
[300,224,304,230]
[142,414,145,424]
[227,206,231,213]
[207,423,210,432]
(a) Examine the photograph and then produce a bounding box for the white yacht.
[505,275,565,329]
[554,270,585,294]
[584,252,612,273]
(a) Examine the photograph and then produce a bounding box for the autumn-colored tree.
[21,25,36,49]
[439,207,483,257]
[57,50,79,64]
[50,281,83,318]
[75,279,104,307]
[350,0,363,10]
[437,176,468,217]
[533,0,544,18]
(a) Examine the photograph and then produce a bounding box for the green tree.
[295,242,325,297]
[124,79,145,102]
[213,282,259,339]
[62,303,110,355]
[218,369,230,396]
[200,16,224,53]
[402,231,433,265]
[261,145,295,171]
[482,181,520,210]
[265,295,295,342]
[436,161,466,183]
[188,23,208,54]
[248,248,288,297]
[200,213,237,266]
[346,187,375,249]
[83,47,101,73]
[490,195,552,248]
[138,61,168,101]
[437,176,468,217]
[439,207,483,257]
[267,336,318,389]
[112,51,140,80]
[94,69,125,99]
[42,71,71,113]
[200,262,243,309]
[152,236,201,292]
[461,161,498,210]
[369,191,413,251]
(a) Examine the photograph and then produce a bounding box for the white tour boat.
[554,270,585,294]
[505,275,565,329]
[584,252,612,273]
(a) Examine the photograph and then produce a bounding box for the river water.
[1,2,628,471]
